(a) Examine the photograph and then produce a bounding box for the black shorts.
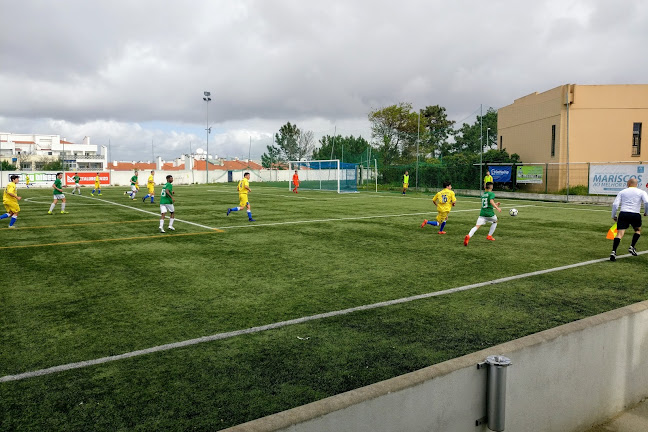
[617,211,642,230]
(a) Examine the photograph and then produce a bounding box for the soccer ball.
[509,208,518,216]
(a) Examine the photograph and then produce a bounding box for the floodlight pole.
[480,104,483,193]
[416,109,420,191]
[203,91,211,184]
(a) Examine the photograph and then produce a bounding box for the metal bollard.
[485,355,512,431]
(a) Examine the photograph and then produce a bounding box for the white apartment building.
[0,132,107,171]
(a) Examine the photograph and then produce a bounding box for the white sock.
[488,223,497,236]
[49,203,55,212]
[169,218,174,228]
[159,219,164,228]
[61,203,66,211]
[469,226,478,238]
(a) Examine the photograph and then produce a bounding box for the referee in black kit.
[610,178,648,261]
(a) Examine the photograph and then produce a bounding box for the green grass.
[1,184,646,431]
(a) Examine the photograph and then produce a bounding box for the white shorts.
[73,184,81,189]
[160,204,175,214]
[131,185,138,192]
[476,215,498,225]
[53,194,65,200]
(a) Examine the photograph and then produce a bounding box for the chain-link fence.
[379,161,647,194]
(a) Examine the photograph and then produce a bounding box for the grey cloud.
[0,0,647,161]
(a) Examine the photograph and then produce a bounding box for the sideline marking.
[0,231,222,250]
[76,195,219,231]
[3,249,644,383]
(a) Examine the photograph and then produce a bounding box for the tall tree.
[261,144,282,168]
[419,105,455,158]
[275,122,300,161]
[297,130,315,161]
[368,103,418,164]
[453,108,498,154]
[312,135,371,162]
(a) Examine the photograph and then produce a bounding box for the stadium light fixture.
[486,127,490,150]
[203,91,211,183]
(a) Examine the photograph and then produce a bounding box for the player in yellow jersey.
[402,171,409,195]
[226,172,255,221]
[142,170,155,203]
[421,181,456,234]
[1,175,22,228]
[91,173,102,196]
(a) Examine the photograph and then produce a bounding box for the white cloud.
[0,0,646,161]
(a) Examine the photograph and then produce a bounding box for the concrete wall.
[223,301,648,432]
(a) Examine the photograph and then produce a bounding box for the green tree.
[368,103,418,164]
[1,161,17,170]
[453,108,498,154]
[419,105,455,158]
[261,144,282,168]
[275,122,300,161]
[312,135,371,162]
[42,160,63,170]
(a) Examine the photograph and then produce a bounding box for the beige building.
[498,84,648,191]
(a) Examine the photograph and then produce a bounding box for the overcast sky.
[1,0,646,162]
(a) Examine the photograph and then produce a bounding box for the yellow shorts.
[239,194,249,208]
[403,183,409,188]
[436,211,449,223]
[4,202,20,214]
[147,186,155,194]
[94,183,101,189]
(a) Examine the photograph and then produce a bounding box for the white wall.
[223,301,648,432]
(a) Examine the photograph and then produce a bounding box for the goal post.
[288,160,358,193]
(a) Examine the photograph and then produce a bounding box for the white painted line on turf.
[4,247,642,383]
[218,205,536,230]
[76,195,218,231]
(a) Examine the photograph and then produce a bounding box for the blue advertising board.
[488,166,512,182]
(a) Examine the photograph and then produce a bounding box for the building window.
[551,125,556,157]
[632,123,642,156]
[499,136,502,151]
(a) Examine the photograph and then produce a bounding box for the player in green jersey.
[159,175,175,233]
[48,172,68,214]
[70,173,82,195]
[464,182,501,246]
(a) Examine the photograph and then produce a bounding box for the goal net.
[288,160,358,193]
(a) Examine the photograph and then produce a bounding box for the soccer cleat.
[90,193,94,196]
[8,225,16,229]
[464,235,470,246]
[168,226,175,231]
[159,227,165,233]
[421,219,428,228]
[47,211,53,215]
[249,218,256,222]
[60,211,69,214]
[486,235,495,241]
[98,193,102,196]
[438,231,447,235]
[610,251,616,261]
[226,208,231,216]
[142,197,146,202]
[629,246,638,256]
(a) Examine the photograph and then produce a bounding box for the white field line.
[2,249,645,383]
[75,195,218,231]
[217,205,536,230]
